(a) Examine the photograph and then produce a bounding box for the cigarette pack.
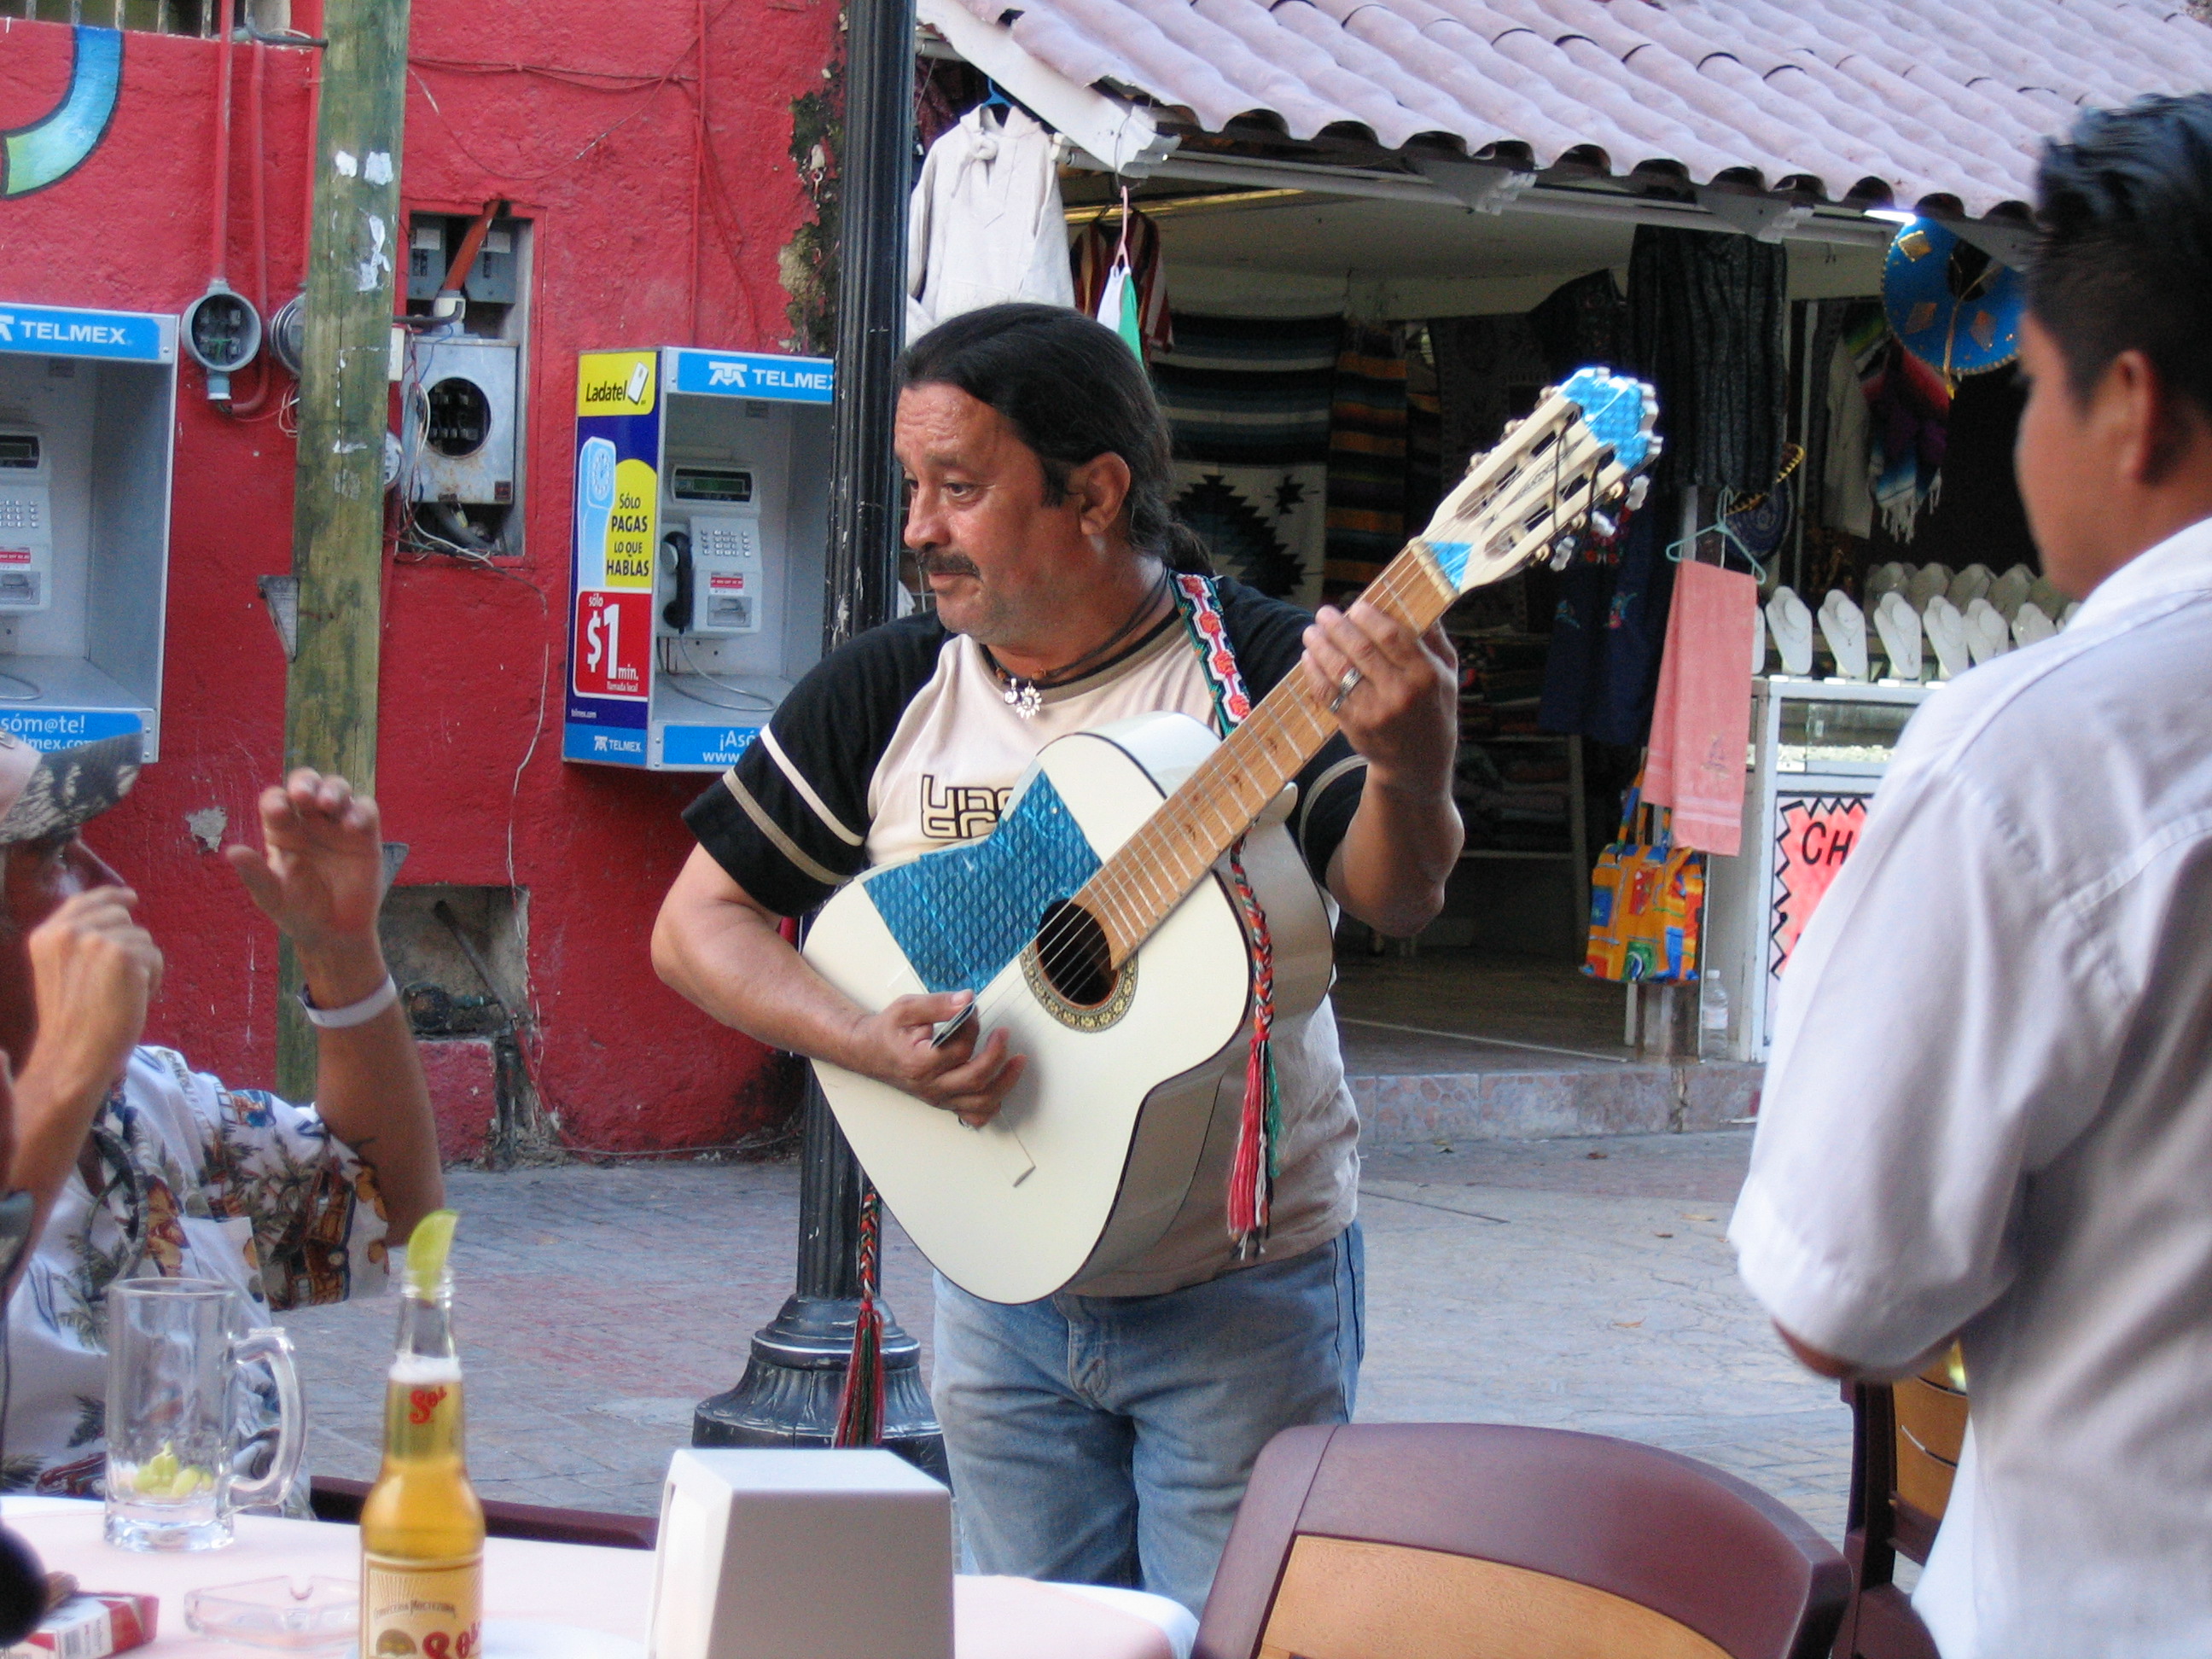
[2,1592,159,1659]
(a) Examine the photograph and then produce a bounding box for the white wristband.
[299,973,399,1030]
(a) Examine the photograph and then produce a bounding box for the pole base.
[692,1293,948,1485]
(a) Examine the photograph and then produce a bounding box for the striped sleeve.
[683,614,949,917]
[1215,579,1368,883]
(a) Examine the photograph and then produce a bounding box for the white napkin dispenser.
[645,1447,952,1659]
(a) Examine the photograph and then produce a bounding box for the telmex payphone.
[564,346,832,771]
[0,300,176,755]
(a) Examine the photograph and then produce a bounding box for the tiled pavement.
[280,1126,1853,1543]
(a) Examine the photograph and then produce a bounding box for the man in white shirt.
[1732,94,2212,1658]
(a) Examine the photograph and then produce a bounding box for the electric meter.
[179,280,262,402]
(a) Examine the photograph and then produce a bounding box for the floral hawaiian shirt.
[3,1045,389,1500]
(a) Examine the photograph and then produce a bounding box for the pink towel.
[1644,560,1758,855]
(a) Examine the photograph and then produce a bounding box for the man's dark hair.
[2033,93,2212,417]
[897,303,1212,572]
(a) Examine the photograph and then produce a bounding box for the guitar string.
[952,408,1622,1033]
[966,553,1442,1030]
[1009,522,1462,998]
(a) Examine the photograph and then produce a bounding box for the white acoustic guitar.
[805,370,1661,1302]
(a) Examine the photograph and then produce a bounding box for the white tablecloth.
[0,1499,1196,1659]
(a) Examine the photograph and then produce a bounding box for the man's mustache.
[920,550,981,579]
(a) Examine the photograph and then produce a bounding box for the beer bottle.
[359,1212,485,1659]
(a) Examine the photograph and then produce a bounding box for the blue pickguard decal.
[863,774,1101,995]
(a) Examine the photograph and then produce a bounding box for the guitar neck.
[1077,547,1460,969]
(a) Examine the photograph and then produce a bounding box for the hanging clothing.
[1427,313,1551,484]
[1071,211,1173,358]
[1323,323,1410,594]
[905,103,1074,340]
[1857,316,1951,543]
[1403,347,1444,534]
[1539,498,1676,747]
[1627,226,1789,494]
[1153,311,1341,608]
[1527,267,1629,380]
[1642,559,1760,856]
[1822,335,1875,538]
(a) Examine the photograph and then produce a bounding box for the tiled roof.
[948,0,2212,216]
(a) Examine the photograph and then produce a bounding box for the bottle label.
[362,1551,483,1659]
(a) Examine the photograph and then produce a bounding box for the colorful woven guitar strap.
[1172,573,1281,1253]
[834,1181,886,1446]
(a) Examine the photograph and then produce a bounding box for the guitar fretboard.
[1075,548,1458,969]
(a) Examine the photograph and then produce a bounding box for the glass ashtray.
[184,1575,357,1651]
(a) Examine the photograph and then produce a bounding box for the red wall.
[0,3,835,1151]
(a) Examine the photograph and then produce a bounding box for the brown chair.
[1195,1423,1850,1659]
[309,1475,658,1551]
[1834,1349,1967,1659]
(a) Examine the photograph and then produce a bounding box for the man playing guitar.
[655,303,1462,1614]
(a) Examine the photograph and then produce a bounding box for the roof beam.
[1135,149,1895,246]
[916,0,1178,177]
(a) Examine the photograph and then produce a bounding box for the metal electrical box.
[400,335,519,506]
[0,300,177,756]
[563,346,832,771]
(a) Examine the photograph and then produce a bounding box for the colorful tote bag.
[1584,777,1706,983]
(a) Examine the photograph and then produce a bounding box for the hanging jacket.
[906,104,1075,339]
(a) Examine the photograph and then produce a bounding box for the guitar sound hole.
[1033,899,1115,1009]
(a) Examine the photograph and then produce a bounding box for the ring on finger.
[1329,667,1363,713]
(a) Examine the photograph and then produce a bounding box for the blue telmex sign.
[661,725,761,768]
[0,302,171,364]
[667,349,833,403]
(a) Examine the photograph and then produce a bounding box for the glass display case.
[1703,677,1938,1060]
[1775,693,1918,775]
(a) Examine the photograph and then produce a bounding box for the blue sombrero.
[1883,217,2023,380]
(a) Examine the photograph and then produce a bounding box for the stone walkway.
[282,1127,1851,1541]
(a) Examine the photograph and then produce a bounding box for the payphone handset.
[0,428,52,613]
[656,459,765,637]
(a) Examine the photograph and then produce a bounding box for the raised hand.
[23,886,162,1105]
[224,770,391,1009]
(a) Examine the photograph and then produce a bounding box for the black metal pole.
[694,0,942,1478]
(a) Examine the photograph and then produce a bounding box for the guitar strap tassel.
[833,1181,888,1447]
[1173,572,1280,1255]
[1226,846,1278,1253]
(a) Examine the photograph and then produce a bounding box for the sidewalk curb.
[1353,1062,1762,1148]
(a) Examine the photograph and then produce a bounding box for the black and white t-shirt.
[685,579,1366,1294]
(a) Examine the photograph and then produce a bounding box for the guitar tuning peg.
[1587,509,1617,542]
[1625,475,1651,511]
[1502,418,1522,438]
[1547,531,1581,571]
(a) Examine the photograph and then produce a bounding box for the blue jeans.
[931,1224,1364,1616]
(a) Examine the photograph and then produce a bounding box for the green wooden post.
[277,0,411,1103]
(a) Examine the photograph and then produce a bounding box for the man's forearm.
[653,880,873,1068]
[1330,777,1463,938]
[9,1064,112,1249]
[296,936,443,1248]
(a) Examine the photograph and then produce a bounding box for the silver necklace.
[987,573,1170,720]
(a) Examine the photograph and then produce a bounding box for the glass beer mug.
[103,1278,305,1551]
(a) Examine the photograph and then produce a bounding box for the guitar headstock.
[1415,366,1661,596]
